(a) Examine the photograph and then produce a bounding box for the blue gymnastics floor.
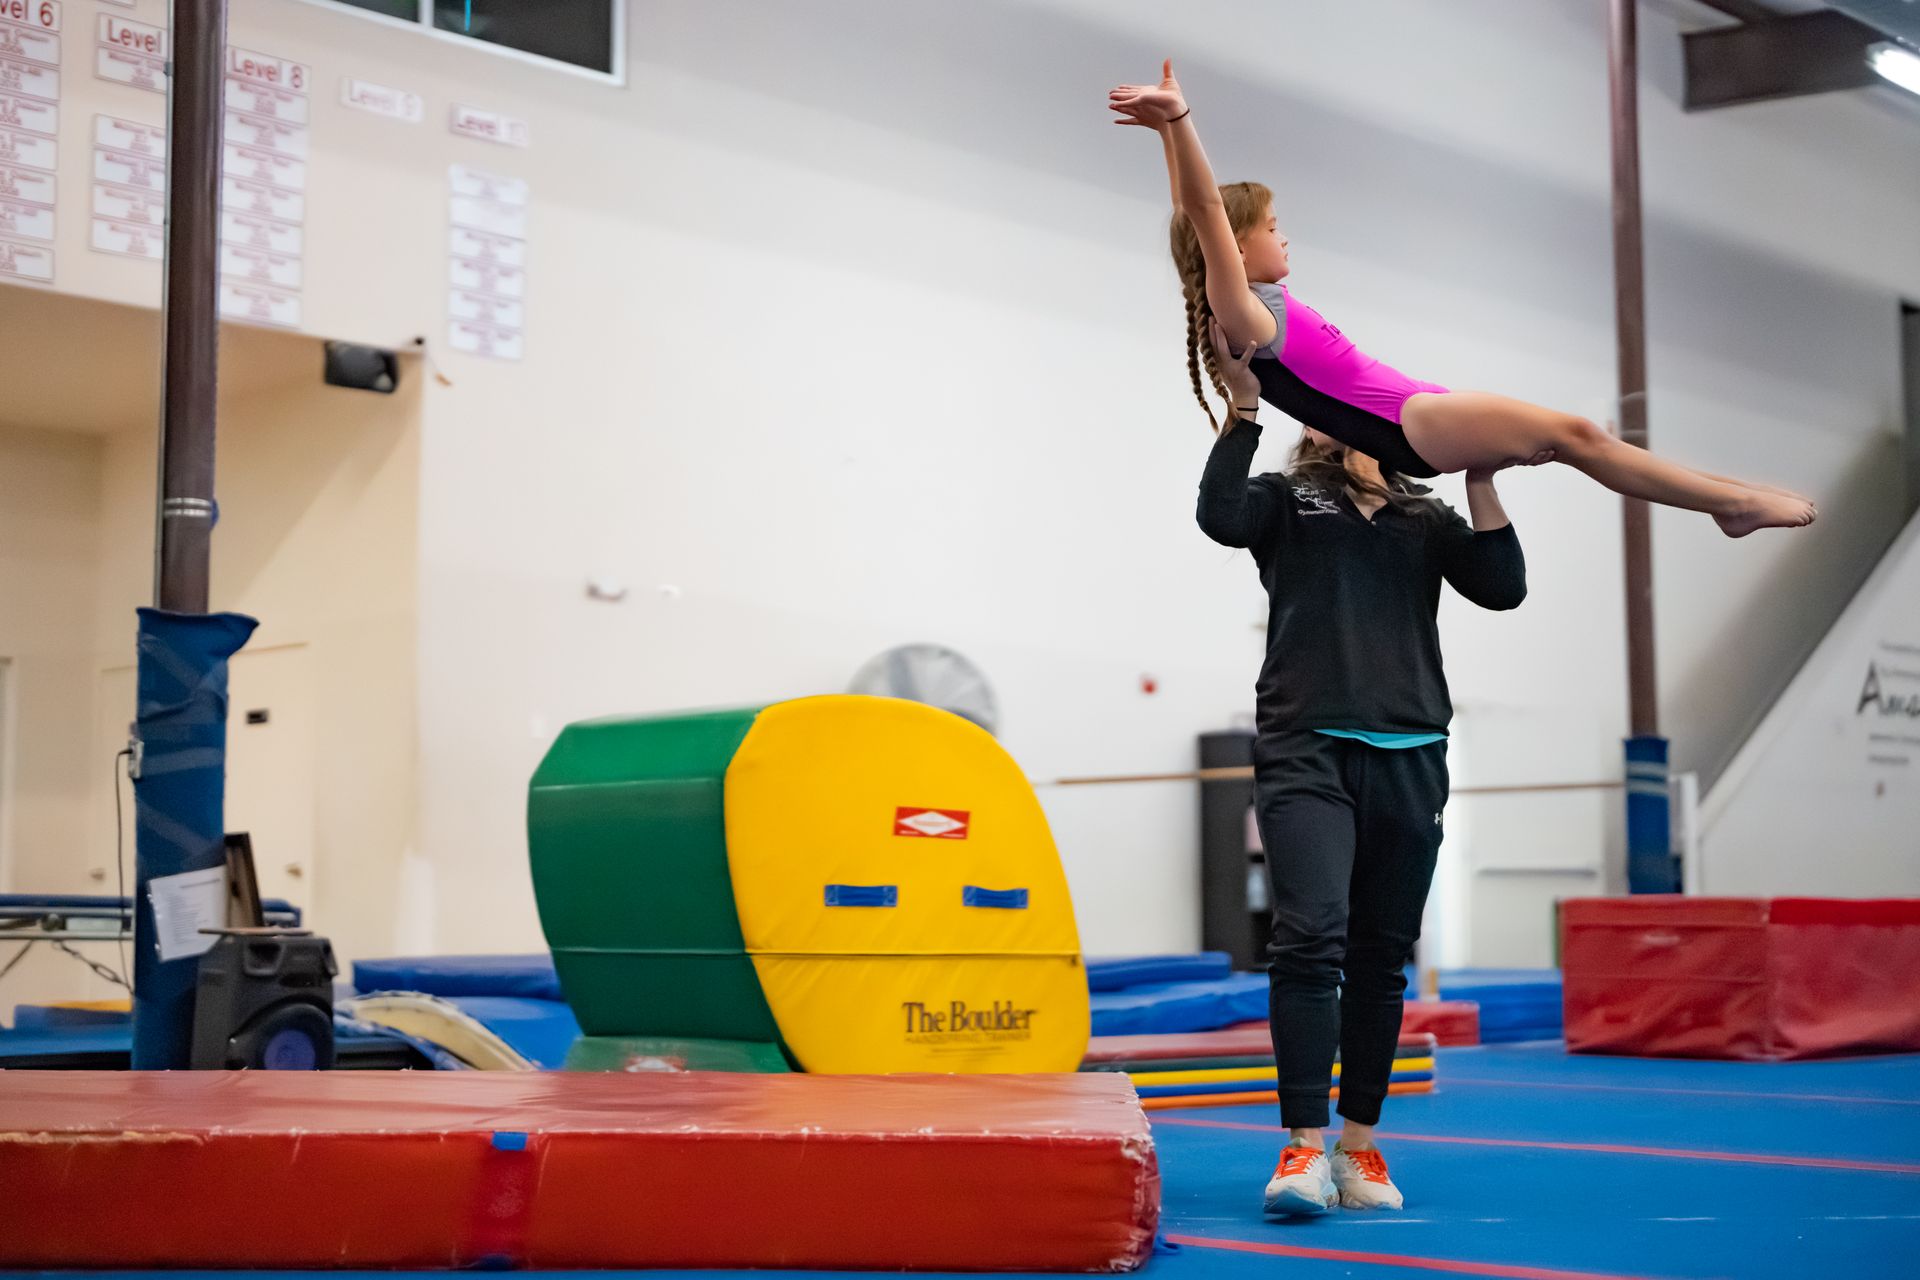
[16,1042,1920,1280]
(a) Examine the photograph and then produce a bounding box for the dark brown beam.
[1611,0,1659,740]
[1684,8,1883,110]
[154,0,229,611]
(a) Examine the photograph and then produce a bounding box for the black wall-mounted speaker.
[323,341,399,394]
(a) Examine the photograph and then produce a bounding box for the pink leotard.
[1254,282,1448,426]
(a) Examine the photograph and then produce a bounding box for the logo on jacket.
[1290,482,1341,517]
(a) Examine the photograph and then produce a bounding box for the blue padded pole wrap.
[130,607,257,1069]
[1624,735,1676,894]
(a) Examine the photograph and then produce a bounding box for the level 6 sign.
[0,0,60,32]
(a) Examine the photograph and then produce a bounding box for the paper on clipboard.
[148,865,226,961]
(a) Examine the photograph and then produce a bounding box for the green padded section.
[565,1035,793,1074]
[528,706,783,1044]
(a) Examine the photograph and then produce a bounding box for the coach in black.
[1196,323,1537,1217]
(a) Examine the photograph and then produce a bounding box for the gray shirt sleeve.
[1248,281,1288,355]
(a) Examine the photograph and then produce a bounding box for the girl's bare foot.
[1715,491,1817,538]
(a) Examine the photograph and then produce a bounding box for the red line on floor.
[1165,1233,1677,1280]
[1442,1076,1920,1108]
[1153,1116,1920,1174]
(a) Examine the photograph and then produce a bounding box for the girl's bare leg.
[1402,391,1815,538]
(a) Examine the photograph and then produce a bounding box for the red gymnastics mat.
[1562,897,1920,1061]
[0,1070,1160,1271]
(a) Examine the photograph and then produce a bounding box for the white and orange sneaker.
[1329,1143,1405,1210]
[1262,1142,1337,1216]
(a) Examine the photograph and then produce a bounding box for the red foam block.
[1562,897,1920,1061]
[1401,1001,1480,1047]
[0,1070,1159,1271]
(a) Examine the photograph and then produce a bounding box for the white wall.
[12,0,1920,969]
[0,426,101,898]
[1700,509,1920,895]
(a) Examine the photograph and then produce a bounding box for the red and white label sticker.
[0,233,51,280]
[893,807,971,840]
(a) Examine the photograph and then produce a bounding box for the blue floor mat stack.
[1435,968,1563,1043]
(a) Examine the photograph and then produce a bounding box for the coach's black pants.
[1254,731,1449,1129]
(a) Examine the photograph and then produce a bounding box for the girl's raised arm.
[1111,61,1276,350]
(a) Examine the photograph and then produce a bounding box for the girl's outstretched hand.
[1109,58,1188,128]
[1208,318,1261,404]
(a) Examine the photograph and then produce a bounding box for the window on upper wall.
[305,0,621,81]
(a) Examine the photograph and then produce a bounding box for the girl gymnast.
[1109,61,1816,538]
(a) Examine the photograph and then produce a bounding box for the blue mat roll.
[352,954,563,1002]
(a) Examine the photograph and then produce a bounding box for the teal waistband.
[1315,728,1448,750]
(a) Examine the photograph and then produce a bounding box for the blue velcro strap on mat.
[824,884,898,907]
[1085,953,1234,992]
[962,886,1029,909]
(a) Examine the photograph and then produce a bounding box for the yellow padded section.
[724,695,1088,1072]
